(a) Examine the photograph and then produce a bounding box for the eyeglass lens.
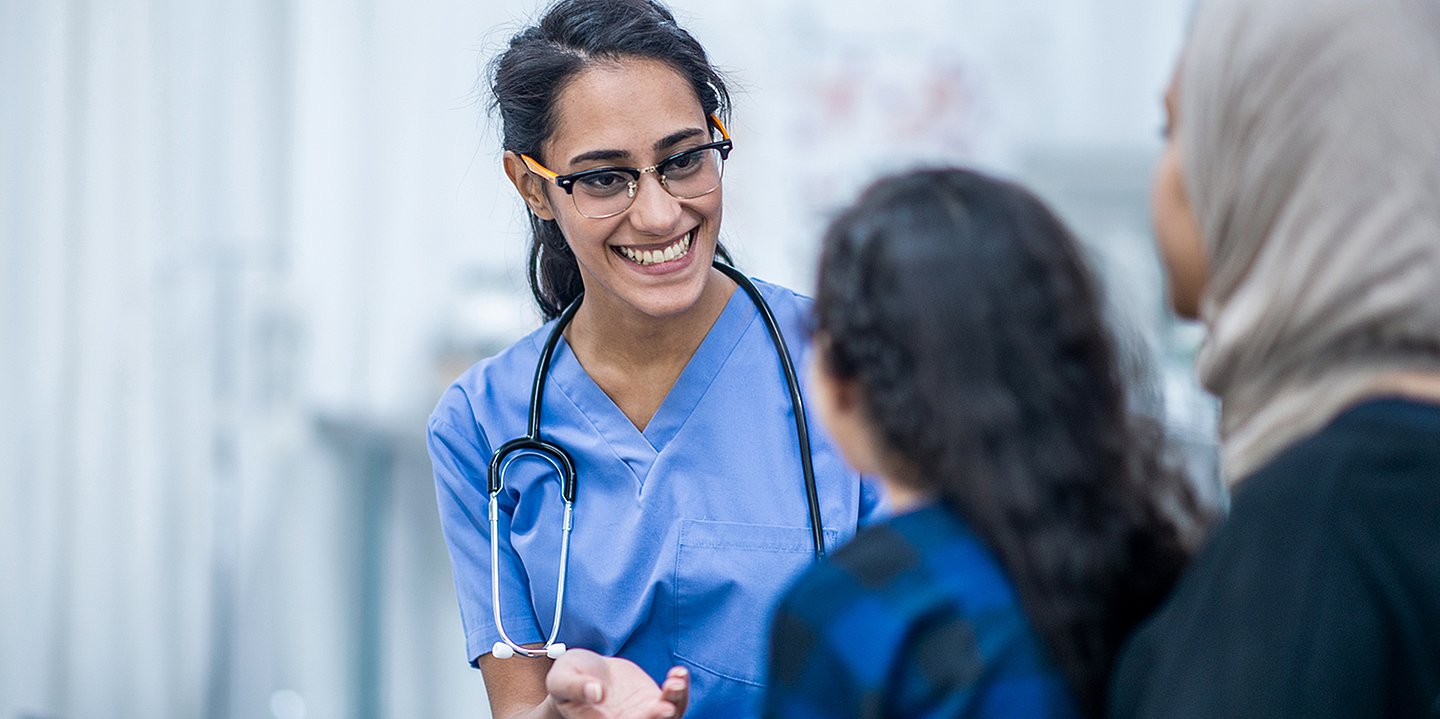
[571,146,725,219]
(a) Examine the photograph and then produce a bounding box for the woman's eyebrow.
[568,148,630,165]
[566,127,707,166]
[654,127,706,151]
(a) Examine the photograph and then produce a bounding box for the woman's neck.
[560,269,737,432]
[565,268,736,371]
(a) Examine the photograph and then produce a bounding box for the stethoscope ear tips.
[546,643,567,659]
[492,642,516,659]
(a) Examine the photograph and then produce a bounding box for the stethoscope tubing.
[486,296,582,660]
[485,261,825,660]
[489,450,573,659]
[712,262,826,561]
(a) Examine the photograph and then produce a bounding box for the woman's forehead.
[544,57,708,164]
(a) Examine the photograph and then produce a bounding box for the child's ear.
[809,335,860,412]
[503,151,556,221]
[831,371,864,413]
[808,348,886,477]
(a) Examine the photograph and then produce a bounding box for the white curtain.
[0,0,513,715]
[0,0,1206,717]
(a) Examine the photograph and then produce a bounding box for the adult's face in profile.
[1152,70,1208,320]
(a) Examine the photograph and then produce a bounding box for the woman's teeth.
[618,231,692,266]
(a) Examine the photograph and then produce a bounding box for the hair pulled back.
[813,168,1203,716]
[490,0,733,320]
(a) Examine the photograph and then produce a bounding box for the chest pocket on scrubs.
[675,519,837,685]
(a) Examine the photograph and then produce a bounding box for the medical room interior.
[0,0,1218,716]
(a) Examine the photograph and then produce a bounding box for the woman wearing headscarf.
[1109,0,1440,715]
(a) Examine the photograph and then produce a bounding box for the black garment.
[1110,397,1440,719]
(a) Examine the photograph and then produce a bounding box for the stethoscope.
[487,261,826,660]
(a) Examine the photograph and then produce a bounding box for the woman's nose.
[625,173,683,236]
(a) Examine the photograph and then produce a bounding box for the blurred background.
[0,0,1215,716]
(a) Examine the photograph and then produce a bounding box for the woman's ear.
[503,151,557,221]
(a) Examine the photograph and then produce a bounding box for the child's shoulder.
[780,506,965,627]
[815,504,1026,620]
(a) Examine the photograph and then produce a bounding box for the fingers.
[660,666,690,717]
[545,649,608,705]
[547,653,686,719]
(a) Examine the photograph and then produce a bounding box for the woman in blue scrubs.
[426,1,876,717]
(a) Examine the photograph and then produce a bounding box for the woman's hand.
[658,666,689,716]
[546,649,690,719]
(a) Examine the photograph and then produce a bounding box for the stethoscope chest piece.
[491,640,567,660]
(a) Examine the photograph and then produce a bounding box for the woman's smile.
[613,229,695,270]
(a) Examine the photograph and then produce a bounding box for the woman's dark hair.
[813,168,1204,716]
[490,0,734,319]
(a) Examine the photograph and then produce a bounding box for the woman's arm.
[479,653,558,719]
[479,650,690,719]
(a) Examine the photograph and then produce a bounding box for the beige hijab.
[1179,0,1440,482]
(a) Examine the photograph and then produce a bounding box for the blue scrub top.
[428,279,879,719]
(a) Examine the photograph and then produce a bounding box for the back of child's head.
[814,168,1122,496]
[813,167,1201,715]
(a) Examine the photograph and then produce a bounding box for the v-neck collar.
[540,286,760,484]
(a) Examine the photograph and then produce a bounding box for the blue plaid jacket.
[763,503,1080,718]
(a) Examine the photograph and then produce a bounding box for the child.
[764,169,1202,718]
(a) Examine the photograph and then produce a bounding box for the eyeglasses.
[520,115,733,220]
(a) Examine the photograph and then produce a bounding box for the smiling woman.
[502,56,731,330]
[424,2,880,719]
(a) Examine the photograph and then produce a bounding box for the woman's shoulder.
[739,276,815,354]
[747,276,813,314]
[428,320,557,441]
[452,321,554,390]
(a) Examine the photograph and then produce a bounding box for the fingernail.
[585,682,603,704]
[661,707,676,718]
[674,667,688,678]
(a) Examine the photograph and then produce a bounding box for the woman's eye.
[577,171,629,195]
[664,151,704,176]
